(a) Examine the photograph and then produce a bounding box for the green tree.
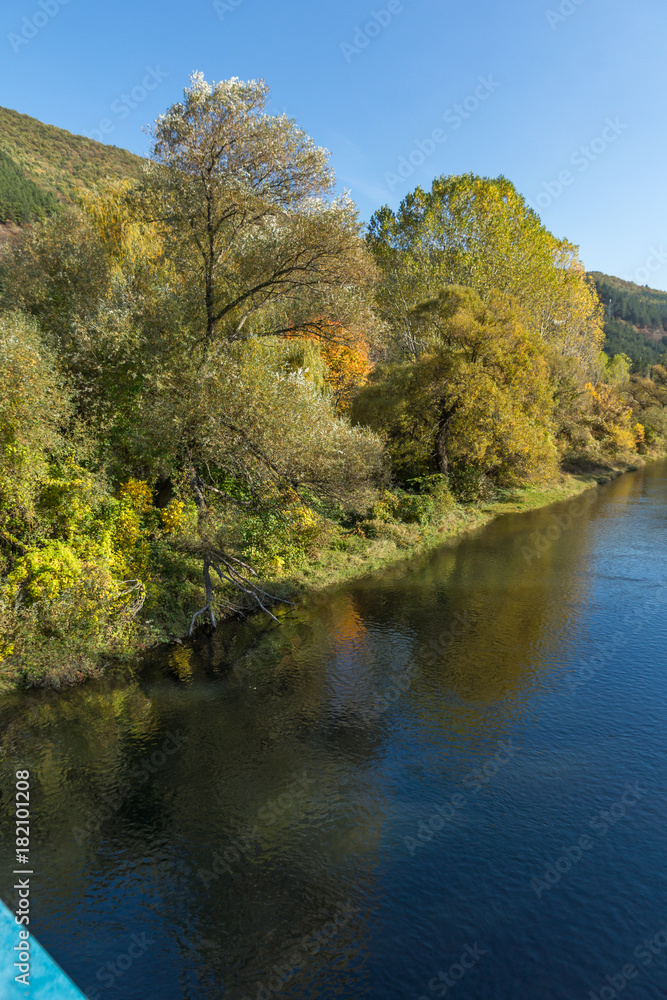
[352,287,557,486]
[0,311,70,551]
[0,150,58,224]
[367,173,603,378]
[1,78,388,636]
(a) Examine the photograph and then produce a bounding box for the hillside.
[0,105,144,224]
[590,271,667,369]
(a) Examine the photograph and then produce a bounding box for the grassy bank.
[266,466,632,605]
[0,459,647,696]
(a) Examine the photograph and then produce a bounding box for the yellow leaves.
[0,640,15,664]
[168,645,194,682]
[9,540,83,603]
[371,174,604,389]
[242,492,326,573]
[119,478,153,514]
[39,469,99,542]
[583,380,638,457]
[635,423,645,447]
[160,499,187,534]
[282,322,374,411]
[112,507,142,562]
[114,480,153,571]
[611,425,636,451]
[282,499,320,538]
[318,337,374,411]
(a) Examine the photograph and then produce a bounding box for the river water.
[1,462,666,1000]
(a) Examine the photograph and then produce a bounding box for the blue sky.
[2,0,666,288]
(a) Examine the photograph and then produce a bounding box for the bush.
[448,464,496,503]
[359,518,419,547]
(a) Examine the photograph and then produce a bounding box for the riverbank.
[0,459,645,695]
[267,465,635,608]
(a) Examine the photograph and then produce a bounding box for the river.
[1,462,666,1000]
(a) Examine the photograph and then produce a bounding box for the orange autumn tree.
[285,318,374,412]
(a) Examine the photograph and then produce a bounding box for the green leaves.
[352,287,558,486]
[368,173,603,377]
[0,150,58,224]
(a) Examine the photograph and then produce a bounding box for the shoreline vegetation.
[268,464,634,602]
[1,75,667,694]
[0,459,649,695]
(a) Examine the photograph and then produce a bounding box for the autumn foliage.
[0,81,665,687]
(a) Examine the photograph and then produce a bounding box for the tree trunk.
[187,462,218,634]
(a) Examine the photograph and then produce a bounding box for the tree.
[352,287,557,486]
[284,322,374,412]
[367,174,603,380]
[628,363,667,448]
[0,311,69,552]
[0,150,58,224]
[0,78,388,636]
[126,75,385,627]
[139,73,377,345]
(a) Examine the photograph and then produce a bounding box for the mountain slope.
[589,271,667,369]
[0,105,144,223]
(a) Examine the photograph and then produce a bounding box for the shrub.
[449,464,497,504]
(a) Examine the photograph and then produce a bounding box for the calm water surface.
[1,462,667,1000]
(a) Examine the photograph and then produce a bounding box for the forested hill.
[0,106,144,225]
[590,271,667,369]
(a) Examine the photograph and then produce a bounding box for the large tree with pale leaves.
[0,75,387,637]
[139,73,377,345]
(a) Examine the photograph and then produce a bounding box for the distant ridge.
[589,271,667,369]
[0,105,144,222]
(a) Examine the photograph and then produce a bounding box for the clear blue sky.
[2,0,666,288]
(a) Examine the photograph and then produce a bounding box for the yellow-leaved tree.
[352,287,558,488]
